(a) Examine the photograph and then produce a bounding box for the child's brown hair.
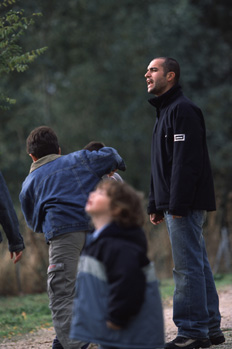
[26,126,60,159]
[96,180,145,228]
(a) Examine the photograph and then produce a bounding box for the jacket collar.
[148,83,182,110]
[90,221,147,250]
[30,154,61,173]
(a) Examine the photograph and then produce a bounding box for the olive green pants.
[48,232,86,349]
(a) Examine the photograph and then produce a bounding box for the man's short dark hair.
[83,141,105,151]
[26,126,60,159]
[160,57,180,84]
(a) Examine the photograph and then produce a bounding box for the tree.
[0,0,47,109]
[1,0,231,291]
[1,0,232,203]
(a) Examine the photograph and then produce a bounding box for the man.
[19,126,126,349]
[145,57,225,349]
[0,171,24,263]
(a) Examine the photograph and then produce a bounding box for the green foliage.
[160,273,232,300]
[0,293,52,339]
[0,0,17,8]
[0,0,47,109]
[213,273,232,288]
[0,94,16,109]
[159,278,175,300]
[0,0,231,208]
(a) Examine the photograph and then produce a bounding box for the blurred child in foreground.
[70,180,164,349]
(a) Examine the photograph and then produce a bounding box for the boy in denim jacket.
[20,126,125,349]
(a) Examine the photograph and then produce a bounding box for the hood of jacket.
[85,221,148,256]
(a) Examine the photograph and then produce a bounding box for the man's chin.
[147,86,155,94]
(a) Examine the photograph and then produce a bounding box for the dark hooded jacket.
[70,222,164,349]
[147,84,216,217]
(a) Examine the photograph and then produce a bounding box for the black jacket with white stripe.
[147,84,216,217]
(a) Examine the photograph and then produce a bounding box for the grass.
[159,273,232,300]
[0,273,231,341]
[0,293,52,341]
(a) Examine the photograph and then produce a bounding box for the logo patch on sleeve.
[174,134,185,142]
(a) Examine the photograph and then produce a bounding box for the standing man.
[145,57,225,349]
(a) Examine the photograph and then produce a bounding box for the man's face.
[145,58,170,96]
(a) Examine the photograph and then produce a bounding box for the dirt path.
[163,285,232,348]
[1,286,231,348]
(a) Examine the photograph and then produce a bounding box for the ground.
[1,286,231,348]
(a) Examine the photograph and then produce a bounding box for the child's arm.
[19,185,43,234]
[104,242,146,328]
[82,147,126,177]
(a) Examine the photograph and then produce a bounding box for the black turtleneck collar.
[148,83,182,109]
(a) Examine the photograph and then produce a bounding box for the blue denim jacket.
[19,147,126,242]
[0,172,25,252]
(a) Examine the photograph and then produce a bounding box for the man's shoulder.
[172,93,201,113]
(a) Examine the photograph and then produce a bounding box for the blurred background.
[0,0,231,295]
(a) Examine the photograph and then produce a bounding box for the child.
[19,126,126,349]
[70,180,164,349]
[84,141,123,182]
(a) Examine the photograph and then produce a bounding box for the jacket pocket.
[47,263,66,298]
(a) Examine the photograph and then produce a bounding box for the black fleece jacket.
[147,84,216,217]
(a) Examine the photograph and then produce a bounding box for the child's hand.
[106,320,121,330]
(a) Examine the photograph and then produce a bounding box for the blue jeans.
[164,210,222,339]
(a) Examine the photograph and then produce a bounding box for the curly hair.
[96,180,145,228]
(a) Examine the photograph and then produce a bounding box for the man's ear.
[29,154,38,162]
[167,71,175,82]
[59,147,61,155]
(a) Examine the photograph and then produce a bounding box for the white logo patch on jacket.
[174,134,185,142]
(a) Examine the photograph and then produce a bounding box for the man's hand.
[10,251,23,264]
[150,213,164,225]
